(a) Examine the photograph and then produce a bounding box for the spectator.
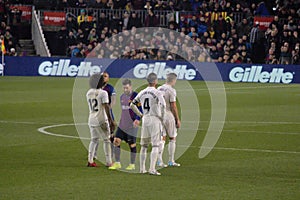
[177,0,192,11]
[8,47,17,56]
[144,0,152,11]
[8,7,22,26]
[77,9,87,27]
[237,18,251,38]
[92,0,106,9]
[188,15,199,29]
[249,21,260,62]
[56,0,69,10]
[145,9,159,27]
[291,31,300,47]
[87,28,98,44]
[56,26,68,55]
[178,15,187,30]
[255,1,270,16]
[292,45,300,64]
[209,45,219,61]
[71,42,83,57]
[76,28,86,43]
[106,0,114,10]
[191,0,201,12]
[213,15,227,39]
[66,15,78,33]
[154,0,166,11]
[127,12,142,29]
[98,12,109,32]
[110,13,123,32]
[279,42,292,64]
[165,0,176,11]
[188,27,198,39]
[125,1,132,12]
[132,0,144,10]
[76,0,87,8]
[114,0,126,10]
[66,31,77,47]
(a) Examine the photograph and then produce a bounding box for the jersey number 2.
[143,98,150,112]
[88,99,98,112]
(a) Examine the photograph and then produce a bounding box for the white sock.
[168,140,176,163]
[88,139,98,163]
[103,140,112,164]
[158,140,165,163]
[140,146,147,172]
[94,142,99,158]
[149,146,159,172]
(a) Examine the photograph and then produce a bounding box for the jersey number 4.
[88,99,99,112]
[143,98,150,112]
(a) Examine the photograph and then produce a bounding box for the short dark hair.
[147,72,157,84]
[89,73,104,89]
[166,72,177,83]
[122,78,131,86]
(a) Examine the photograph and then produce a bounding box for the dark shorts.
[115,127,138,145]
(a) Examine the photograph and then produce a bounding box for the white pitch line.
[178,128,300,135]
[176,85,299,92]
[37,123,90,140]
[196,146,300,155]
[0,120,52,125]
[35,123,300,155]
[2,119,299,125]
[187,120,300,125]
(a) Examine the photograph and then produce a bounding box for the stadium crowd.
[1,0,300,64]
[0,0,28,56]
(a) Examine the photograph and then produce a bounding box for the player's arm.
[110,87,116,107]
[170,101,181,128]
[110,94,116,107]
[158,93,166,121]
[130,98,143,118]
[103,102,115,131]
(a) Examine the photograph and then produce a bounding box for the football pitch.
[0,76,299,200]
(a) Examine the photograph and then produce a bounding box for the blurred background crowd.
[0,0,300,64]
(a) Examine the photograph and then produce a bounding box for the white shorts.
[89,121,110,141]
[140,116,162,147]
[163,111,177,138]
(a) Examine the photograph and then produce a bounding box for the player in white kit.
[130,73,166,176]
[157,73,181,167]
[86,73,115,167]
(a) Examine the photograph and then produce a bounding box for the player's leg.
[157,135,167,167]
[88,126,99,167]
[167,120,180,167]
[108,128,123,170]
[149,121,162,175]
[140,125,149,173]
[99,122,112,166]
[125,143,136,170]
[110,109,115,161]
[93,142,99,160]
[125,128,138,170]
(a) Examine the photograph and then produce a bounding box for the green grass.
[0,76,299,200]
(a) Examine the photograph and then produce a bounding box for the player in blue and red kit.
[109,79,142,170]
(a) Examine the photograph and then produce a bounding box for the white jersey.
[158,84,176,113]
[86,88,109,126]
[133,86,166,119]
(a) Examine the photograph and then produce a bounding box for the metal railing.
[32,6,51,57]
[64,8,248,26]
[65,8,175,27]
